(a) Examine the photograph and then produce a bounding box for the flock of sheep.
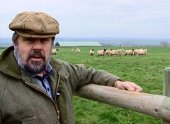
[91,48,148,56]
[52,47,148,57]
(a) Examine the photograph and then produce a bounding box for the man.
[0,11,142,124]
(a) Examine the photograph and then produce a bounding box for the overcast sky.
[1,0,170,39]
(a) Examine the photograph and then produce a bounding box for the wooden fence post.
[77,84,170,122]
[163,67,170,124]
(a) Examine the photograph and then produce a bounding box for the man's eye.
[40,38,49,43]
[24,37,34,42]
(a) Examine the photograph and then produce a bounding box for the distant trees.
[160,41,169,47]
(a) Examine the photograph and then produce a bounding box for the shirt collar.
[46,63,53,73]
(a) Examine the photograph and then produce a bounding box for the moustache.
[27,50,45,61]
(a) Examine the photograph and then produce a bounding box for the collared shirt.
[32,64,53,98]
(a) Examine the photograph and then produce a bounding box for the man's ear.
[12,32,18,45]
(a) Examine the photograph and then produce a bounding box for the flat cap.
[9,11,59,38]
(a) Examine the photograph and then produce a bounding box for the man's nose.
[32,39,42,49]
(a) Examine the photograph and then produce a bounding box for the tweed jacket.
[0,46,120,124]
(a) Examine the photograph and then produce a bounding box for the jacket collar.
[50,59,69,79]
[0,46,22,79]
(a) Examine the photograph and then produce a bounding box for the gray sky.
[1,0,170,39]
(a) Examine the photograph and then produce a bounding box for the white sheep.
[76,48,81,53]
[89,49,95,56]
[124,49,135,56]
[105,49,112,56]
[134,49,147,55]
[97,49,106,57]
[109,49,124,56]
[52,48,58,55]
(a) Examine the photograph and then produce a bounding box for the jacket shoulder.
[0,72,9,110]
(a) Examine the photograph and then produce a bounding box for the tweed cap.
[9,11,59,38]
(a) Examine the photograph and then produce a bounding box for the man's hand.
[114,80,143,92]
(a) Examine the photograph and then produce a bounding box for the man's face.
[14,36,53,74]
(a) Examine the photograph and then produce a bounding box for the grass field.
[1,46,170,124]
[53,46,170,124]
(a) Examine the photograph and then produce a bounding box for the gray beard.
[14,46,51,75]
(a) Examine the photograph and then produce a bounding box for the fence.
[77,67,170,123]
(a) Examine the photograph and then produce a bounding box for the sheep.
[89,49,95,56]
[124,49,135,56]
[76,48,81,53]
[105,49,112,56]
[97,49,106,57]
[52,48,58,55]
[134,49,147,55]
[109,49,124,56]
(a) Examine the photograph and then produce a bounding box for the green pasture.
[1,46,170,124]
